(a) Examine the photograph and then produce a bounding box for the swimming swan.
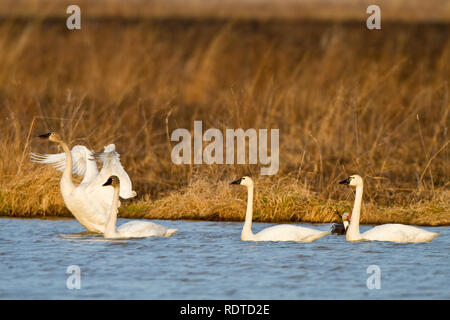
[231,176,330,242]
[34,133,136,233]
[339,175,440,243]
[102,176,178,239]
[330,212,350,235]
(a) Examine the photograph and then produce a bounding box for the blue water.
[0,217,448,299]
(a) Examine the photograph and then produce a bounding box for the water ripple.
[0,218,448,299]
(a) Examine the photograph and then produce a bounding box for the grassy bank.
[132,178,450,226]
[0,18,449,225]
[2,174,449,226]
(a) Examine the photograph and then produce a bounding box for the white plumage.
[339,175,440,243]
[31,133,137,233]
[231,176,330,242]
[102,176,178,239]
[31,144,136,199]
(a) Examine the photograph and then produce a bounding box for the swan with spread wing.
[31,133,137,233]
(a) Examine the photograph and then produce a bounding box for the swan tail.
[165,229,178,237]
[307,231,331,242]
[121,190,137,199]
[424,232,441,242]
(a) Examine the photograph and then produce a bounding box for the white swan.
[31,144,136,199]
[231,176,330,242]
[330,212,350,235]
[339,175,441,243]
[33,133,136,233]
[102,176,178,239]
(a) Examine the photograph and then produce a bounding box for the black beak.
[339,177,351,185]
[230,178,242,185]
[38,132,51,139]
[103,177,113,186]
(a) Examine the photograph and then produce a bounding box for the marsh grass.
[0,18,449,225]
[120,177,449,226]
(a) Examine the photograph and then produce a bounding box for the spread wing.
[30,145,98,183]
[85,144,137,199]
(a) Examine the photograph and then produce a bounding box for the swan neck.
[105,186,120,237]
[59,140,75,190]
[241,184,254,240]
[347,184,363,240]
[343,220,349,231]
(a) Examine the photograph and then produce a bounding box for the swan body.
[32,133,136,233]
[115,221,178,238]
[102,176,178,239]
[339,175,440,243]
[358,223,440,243]
[246,224,330,242]
[231,176,330,242]
[330,212,350,235]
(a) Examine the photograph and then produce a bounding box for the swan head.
[103,175,120,188]
[230,176,253,188]
[339,175,363,187]
[38,132,62,143]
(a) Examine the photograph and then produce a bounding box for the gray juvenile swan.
[330,212,350,235]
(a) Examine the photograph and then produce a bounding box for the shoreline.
[1,199,448,226]
[1,213,448,227]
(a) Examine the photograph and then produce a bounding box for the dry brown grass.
[2,0,450,23]
[0,17,449,225]
[131,178,450,226]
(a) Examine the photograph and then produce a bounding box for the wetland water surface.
[0,217,448,299]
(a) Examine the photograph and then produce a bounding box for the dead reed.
[0,18,448,225]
